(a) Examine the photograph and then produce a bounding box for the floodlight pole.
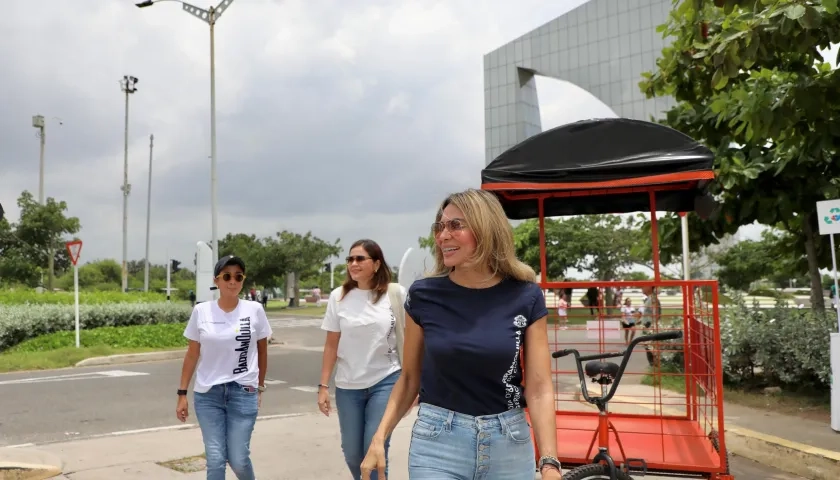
[136,0,235,285]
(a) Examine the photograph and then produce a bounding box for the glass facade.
[484,0,676,164]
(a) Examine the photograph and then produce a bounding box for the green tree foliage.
[639,0,840,311]
[0,191,80,289]
[217,230,341,289]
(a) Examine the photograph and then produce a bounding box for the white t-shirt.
[184,299,273,393]
[321,286,404,390]
[621,306,636,324]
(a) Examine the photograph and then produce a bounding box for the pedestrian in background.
[361,188,562,480]
[318,239,407,480]
[175,255,273,480]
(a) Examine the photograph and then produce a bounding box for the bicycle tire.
[562,463,634,480]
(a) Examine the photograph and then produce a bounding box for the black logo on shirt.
[233,316,252,374]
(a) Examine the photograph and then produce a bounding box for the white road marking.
[89,424,197,438]
[256,413,305,421]
[2,443,35,449]
[0,370,150,386]
[269,318,322,329]
[264,379,286,385]
[290,386,319,393]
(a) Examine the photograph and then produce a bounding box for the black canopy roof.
[481,118,715,219]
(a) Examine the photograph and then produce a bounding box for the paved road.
[0,319,806,479]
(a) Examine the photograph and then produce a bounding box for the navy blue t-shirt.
[404,275,548,417]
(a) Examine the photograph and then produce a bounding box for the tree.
[639,0,840,311]
[0,191,80,289]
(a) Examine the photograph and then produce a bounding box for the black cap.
[214,255,246,277]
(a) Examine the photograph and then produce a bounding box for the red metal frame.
[486,182,733,479]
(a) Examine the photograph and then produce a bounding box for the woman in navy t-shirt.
[361,188,561,480]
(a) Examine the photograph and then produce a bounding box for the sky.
[3,0,824,280]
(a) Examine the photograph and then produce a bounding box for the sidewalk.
[2,398,840,480]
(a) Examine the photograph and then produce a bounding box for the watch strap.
[538,455,561,471]
[177,389,188,396]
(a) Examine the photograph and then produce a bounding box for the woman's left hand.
[540,466,562,479]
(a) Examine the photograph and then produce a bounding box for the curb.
[725,426,840,480]
[0,449,63,480]
[577,385,840,479]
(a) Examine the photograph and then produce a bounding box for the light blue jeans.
[408,403,536,479]
[194,381,259,480]
[334,370,400,480]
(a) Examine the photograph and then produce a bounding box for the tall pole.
[144,134,154,292]
[681,214,690,280]
[120,75,138,293]
[209,7,219,279]
[37,123,45,205]
[166,251,172,303]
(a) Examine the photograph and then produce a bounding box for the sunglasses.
[216,272,246,282]
[432,219,468,235]
[346,255,371,264]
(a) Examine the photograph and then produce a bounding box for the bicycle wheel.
[562,463,634,480]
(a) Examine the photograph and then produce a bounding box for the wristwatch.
[538,455,561,472]
[177,389,188,396]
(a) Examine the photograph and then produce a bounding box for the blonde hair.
[428,188,536,283]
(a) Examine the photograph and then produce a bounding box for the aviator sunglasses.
[216,272,246,282]
[431,218,468,235]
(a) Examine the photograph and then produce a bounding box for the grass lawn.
[0,323,189,373]
[642,368,830,422]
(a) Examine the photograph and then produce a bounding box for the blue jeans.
[334,370,400,480]
[408,403,535,479]
[194,381,259,480]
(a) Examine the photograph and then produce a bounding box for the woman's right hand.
[176,395,189,423]
[360,438,387,480]
[317,387,331,416]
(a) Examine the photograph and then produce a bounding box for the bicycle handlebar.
[551,330,682,359]
[550,330,684,408]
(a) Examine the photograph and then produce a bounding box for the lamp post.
[32,115,46,205]
[136,0,234,279]
[120,75,139,293]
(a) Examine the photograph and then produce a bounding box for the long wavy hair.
[428,188,535,283]
[341,238,392,303]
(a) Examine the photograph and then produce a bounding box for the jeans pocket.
[411,417,444,440]
[505,417,532,444]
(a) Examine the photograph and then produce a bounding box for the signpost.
[817,199,840,432]
[65,240,83,348]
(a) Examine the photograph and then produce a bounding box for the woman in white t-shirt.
[175,255,273,480]
[318,239,406,480]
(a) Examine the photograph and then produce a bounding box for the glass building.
[484,0,676,164]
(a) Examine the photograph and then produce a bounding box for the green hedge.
[720,296,831,390]
[0,302,191,351]
[0,290,167,305]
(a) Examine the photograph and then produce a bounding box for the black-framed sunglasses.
[432,219,468,235]
[346,255,371,264]
[217,272,246,283]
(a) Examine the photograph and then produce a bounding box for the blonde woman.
[360,188,561,480]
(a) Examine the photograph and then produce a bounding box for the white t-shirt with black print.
[184,299,273,393]
[321,286,404,390]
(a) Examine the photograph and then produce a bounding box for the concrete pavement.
[0,409,809,479]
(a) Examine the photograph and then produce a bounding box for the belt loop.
[444,410,455,433]
[497,411,510,434]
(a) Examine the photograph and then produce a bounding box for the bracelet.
[318,383,329,389]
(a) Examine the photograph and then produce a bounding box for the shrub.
[0,290,167,305]
[0,302,191,352]
[720,296,832,390]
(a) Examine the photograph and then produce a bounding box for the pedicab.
[481,118,733,480]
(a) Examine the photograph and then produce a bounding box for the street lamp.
[136,0,234,278]
[120,75,139,293]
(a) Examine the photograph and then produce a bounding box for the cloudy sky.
[9,0,817,278]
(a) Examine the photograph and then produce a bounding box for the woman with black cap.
[175,254,273,480]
